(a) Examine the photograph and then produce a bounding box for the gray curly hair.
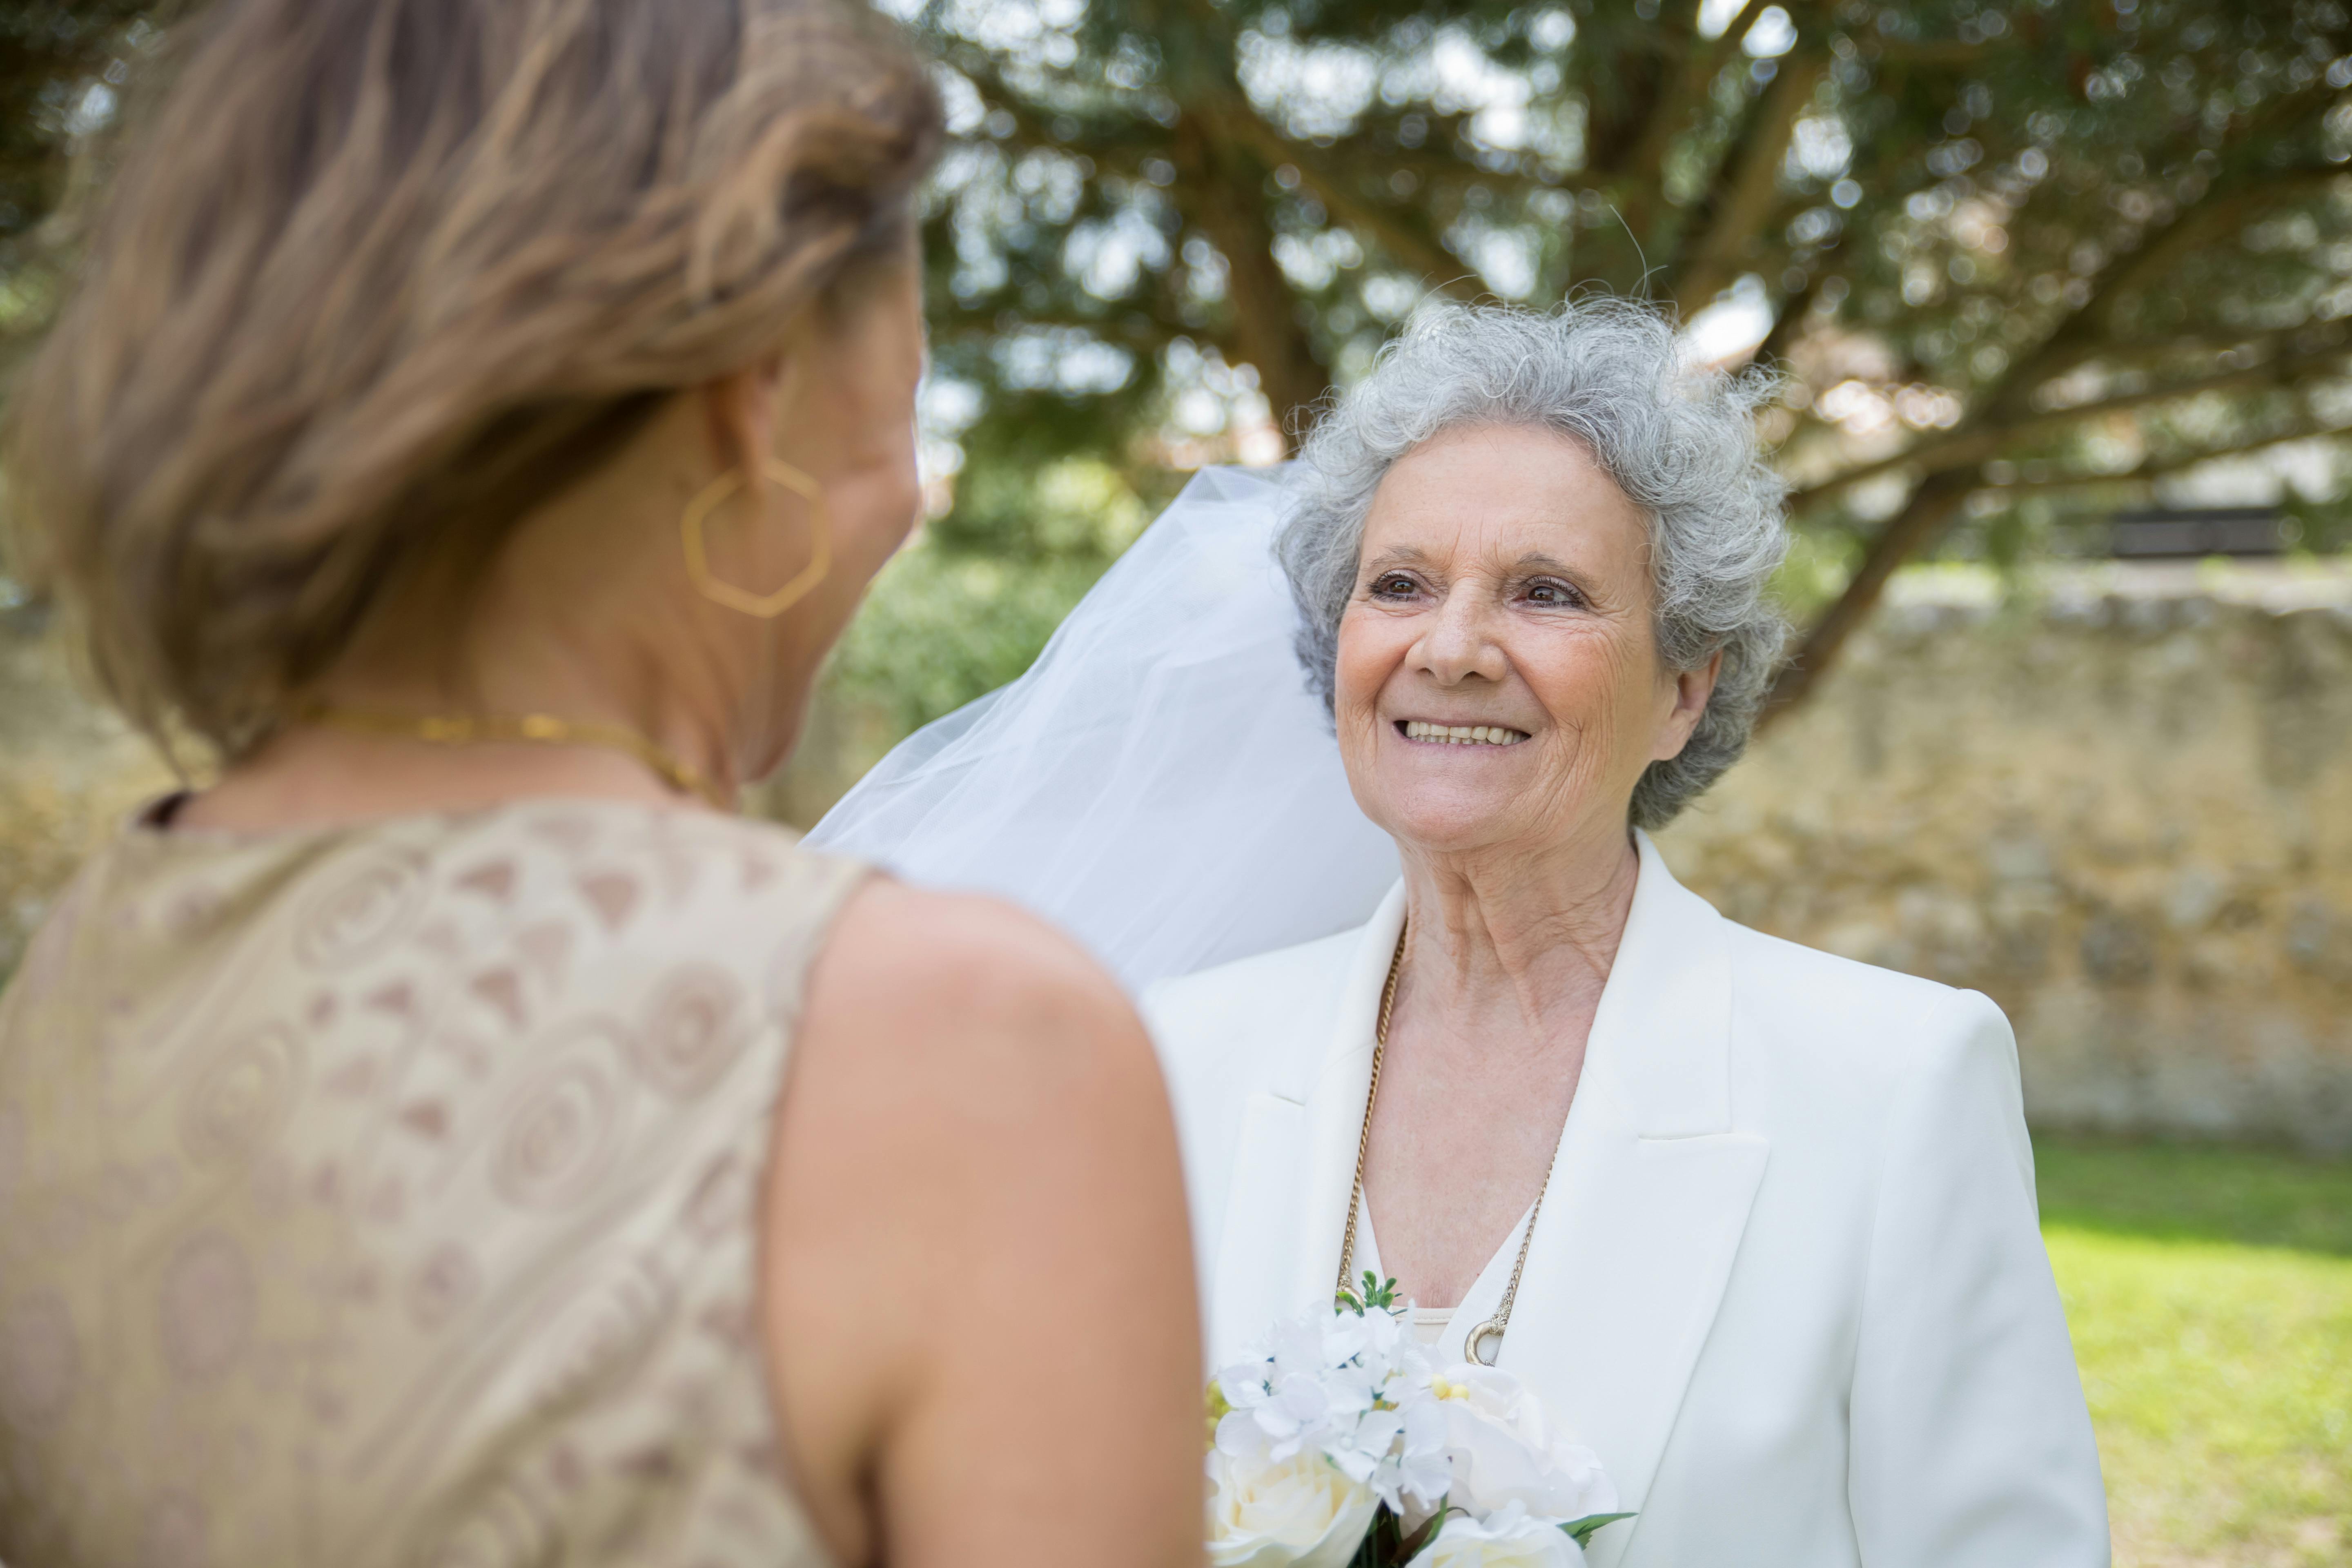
[1276,298,1791,831]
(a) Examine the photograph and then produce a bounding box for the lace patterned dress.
[0,799,865,1568]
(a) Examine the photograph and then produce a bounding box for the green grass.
[2036,1137,2352,1567]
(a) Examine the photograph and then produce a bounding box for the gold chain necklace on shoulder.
[300,703,726,810]
[1336,925,1567,1368]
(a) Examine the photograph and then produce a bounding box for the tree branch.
[1783,153,2344,503]
[1786,336,2352,508]
[2011,165,2346,393]
[1760,466,1979,723]
[1764,158,2352,717]
[933,42,1174,174]
[1670,54,1829,310]
[1754,257,1836,368]
[1767,407,2352,723]
[1607,0,1770,189]
[1862,40,1993,65]
[1975,409,2352,494]
[1218,113,1481,297]
[928,307,1175,354]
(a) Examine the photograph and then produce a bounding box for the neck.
[1392,823,1643,1058]
[315,507,812,810]
[304,633,739,803]
[182,598,798,835]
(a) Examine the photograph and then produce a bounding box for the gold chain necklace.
[1337,926,1566,1367]
[301,703,725,810]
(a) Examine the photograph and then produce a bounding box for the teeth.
[1403,721,1529,746]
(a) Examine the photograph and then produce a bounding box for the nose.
[1411,583,1508,687]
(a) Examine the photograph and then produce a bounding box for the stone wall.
[1655,561,2352,1153]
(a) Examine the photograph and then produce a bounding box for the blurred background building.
[2,2,2349,1559]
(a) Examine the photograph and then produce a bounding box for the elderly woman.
[0,3,1203,1566]
[1143,303,2109,1567]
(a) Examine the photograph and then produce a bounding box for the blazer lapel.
[1208,882,1408,1364]
[1497,835,1769,1568]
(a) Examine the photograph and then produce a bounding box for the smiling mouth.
[1398,720,1531,746]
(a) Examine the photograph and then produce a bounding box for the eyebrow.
[1360,546,1600,590]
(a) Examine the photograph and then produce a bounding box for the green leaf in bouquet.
[1345,1501,1410,1568]
[1559,1512,1637,1549]
[1336,1273,1398,1314]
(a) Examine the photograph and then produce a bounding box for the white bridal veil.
[807,465,1399,993]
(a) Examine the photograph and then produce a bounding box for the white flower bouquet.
[1205,1275,1631,1568]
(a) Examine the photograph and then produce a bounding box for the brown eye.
[1371,574,1417,598]
[1526,580,1582,606]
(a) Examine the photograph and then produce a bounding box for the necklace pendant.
[1466,1317,1506,1366]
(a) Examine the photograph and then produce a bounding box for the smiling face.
[1333,423,1716,862]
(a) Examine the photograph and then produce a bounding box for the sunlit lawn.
[2036,1137,2352,1567]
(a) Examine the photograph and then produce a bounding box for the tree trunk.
[1174,115,1328,448]
[1759,466,1978,725]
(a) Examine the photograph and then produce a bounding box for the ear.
[1652,648,1722,762]
[698,356,786,479]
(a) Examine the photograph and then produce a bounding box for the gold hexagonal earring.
[679,458,833,619]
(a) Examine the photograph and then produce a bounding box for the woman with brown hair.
[0,3,1203,1565]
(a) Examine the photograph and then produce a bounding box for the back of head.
[4,0,940,760]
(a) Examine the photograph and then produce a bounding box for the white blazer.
[1144,834,2108,1568]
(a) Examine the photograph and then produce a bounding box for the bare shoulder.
[798,876,1167,1134]
[819,876,1128,1016]
[764,886,1197,1567]
[817,876,1138,1036]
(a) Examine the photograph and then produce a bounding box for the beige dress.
[0,798,865,1568]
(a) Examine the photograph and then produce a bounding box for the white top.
[1353,1192,1535,1359]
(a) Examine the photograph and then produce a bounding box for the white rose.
[1206,1446,1382,1568]
[1408,1502,1586,1568]
[1426,1365,1619,1524]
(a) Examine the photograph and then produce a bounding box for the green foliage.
[1769,523,1867,619]
[2284,488,2352,553]
[927,443,1152,561]
[2050,1229,2352,1559]
[2037,1135,2352,1563]
[827,455,1152,728]
[898,0,2352,722]
[1560,1512,1639,1548]
[1336,1270,1402,1314]
[912,0,2352,448]
[2036,1134,2352,1256]
[0,0,160,584]
[0,0,157,249]
[11,0,2352,735]
[829,540,1099,728]
[1346,1502,1412,1568]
